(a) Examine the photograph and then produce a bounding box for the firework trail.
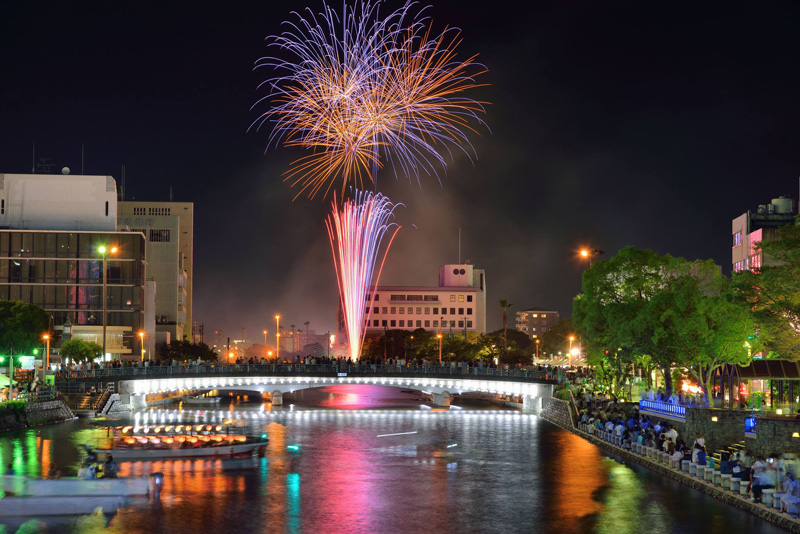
[326,191,401,360]
[252,0,488,198]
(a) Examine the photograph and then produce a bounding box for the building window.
[374,294,379,301]
[733,232,742,247]
[458,321,464,328]
[467,321,472,328]
[149,229,171,242]
[442,308,447,315]
[450,308,455,315]
[458,308,464,315]
[133,207,146,215]
[416,320,421,327]
[382,307,387,314]
[382,320,387,327]
[365,307,370,315]
[400,320,405,327]
[433,320,439,328]
[450,295,456,302]
[424,295,437,301]
[467,308,472,315]
[424,320,430,327]
[399,307,405,314]
[391,320,396,327]
[416,307,422,315]
[408,307,413,315]
[532,314,538,318]
[458,295,464,302]
[390,307,396,314]
[467,295,472,302]
[424,307,430,315]
[391,295,406,301]
[450,320,455,327]
[374,307,379,314]
[148,207,171,216]
[433,307,439,314]
[373,320,379,327]
[105,201,109,216]
[542,314,547,318]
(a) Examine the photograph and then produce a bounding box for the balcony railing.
[639,400,687,420]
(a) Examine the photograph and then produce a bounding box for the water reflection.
[0,397,789,534]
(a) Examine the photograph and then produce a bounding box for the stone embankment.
[0,399,75,432]
[540,398,800,534]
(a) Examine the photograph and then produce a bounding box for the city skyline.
[2,1,800,341]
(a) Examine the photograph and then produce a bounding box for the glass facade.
[0,230,146,352]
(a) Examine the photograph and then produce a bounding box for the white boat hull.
[0,495,123,517]
[2,475,149,497]
[97,441,265,461]
[181,396,220,404]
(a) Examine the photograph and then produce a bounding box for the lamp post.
[568,335,575,367]
[327,331,331,359]
[97,245,118,362]
[42,334,50,381]
[579,248,604,268]
[437,333,443,364]
[263,330,268,361]
[138,331,145,361]
[535,338,540,360]
[275,315,281,361]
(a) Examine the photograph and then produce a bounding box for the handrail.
[639,400,687,419]
[45,363,560,384]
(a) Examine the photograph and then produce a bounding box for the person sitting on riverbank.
[750,455,774,503]
[697,445,707,466]
[102,455,118,479]
[779,472,799,514]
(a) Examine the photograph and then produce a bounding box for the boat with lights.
[181,395,221,405]
[94,424,268,461]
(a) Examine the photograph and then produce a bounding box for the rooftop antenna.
[169,185,173,202]
[458,227,461,264]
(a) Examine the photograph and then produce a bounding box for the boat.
[0,495,123,517]
[181,395,220,404]
[1,474,150,497]
[93,424,268,461]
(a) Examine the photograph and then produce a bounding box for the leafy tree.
[158,340,218,362]
[60,339,103,364]
[733,219,800,360]
[538,318,574,359]
[0,300,50,355]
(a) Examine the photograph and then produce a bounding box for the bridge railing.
[46,363,559,384]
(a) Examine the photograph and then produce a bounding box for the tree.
[158,340,218,362]
[498,299,513,359]
[734,219,800,360]
[60,339,103,364]
[0,300,50,355]
[538,318,573,359]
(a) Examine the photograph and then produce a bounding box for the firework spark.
[252,0,488,198]
[326,191,400,360]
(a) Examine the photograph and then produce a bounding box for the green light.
[0,357,4,363]
[33,349,38,355]
[261,433,268,440]
[98,245,106,254]
[287,444,300,451]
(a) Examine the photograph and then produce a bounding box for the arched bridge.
[54,363,559,412]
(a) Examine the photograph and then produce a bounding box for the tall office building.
[118,201,194,346]
[0,173,146,360]
[364,264,487,335]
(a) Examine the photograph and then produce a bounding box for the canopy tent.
[0,374,17,386]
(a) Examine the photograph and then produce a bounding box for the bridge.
[52,363,559,412]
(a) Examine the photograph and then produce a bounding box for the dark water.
[0,386,786,534]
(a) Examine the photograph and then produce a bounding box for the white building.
[0,172,117,231]
[364,264,487,334]
[118,201,194,346]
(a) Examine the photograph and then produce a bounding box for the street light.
[535,338,540,360]
[138,331,145,362]
[97,245,118,361]
[263,330,268,361]
[275,315,281,361]
[568,335,576,367]
[579,248,604,267]
[437,333,443,364]
[42,334,50,381]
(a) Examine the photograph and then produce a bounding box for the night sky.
[2,1,800,341]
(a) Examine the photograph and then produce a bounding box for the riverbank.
[0,399,75,432]
[540,398,800,534]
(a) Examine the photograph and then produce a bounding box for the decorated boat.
[181,395,221,404]
[94,424,268,461]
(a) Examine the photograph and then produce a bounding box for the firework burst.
[252,0,488,198]
[326,191,401,360]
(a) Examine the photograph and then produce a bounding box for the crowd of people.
[576,393,800,515]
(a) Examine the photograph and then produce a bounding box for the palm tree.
[499,299,514,359]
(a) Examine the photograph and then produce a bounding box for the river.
[0,386,786,533]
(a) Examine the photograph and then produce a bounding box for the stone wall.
[0,399,75,432]
[684,409,751,452]
[748,418,800,457]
